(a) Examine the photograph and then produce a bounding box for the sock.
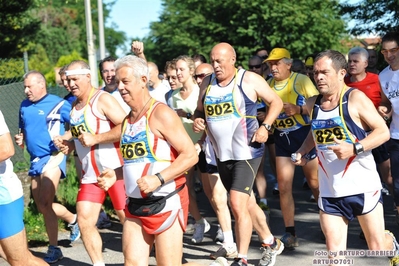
[237,254,247,260]
[262,235,274,245]
[223,230,234,246]
[93,263,105,266]
[196,217,205,224]
[260,198,268,205]
[70,214,77,225]
[286,226,296,236]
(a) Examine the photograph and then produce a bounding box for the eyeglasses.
[381,47,399,55]
[194,73,212,80]
[249,64,262,69]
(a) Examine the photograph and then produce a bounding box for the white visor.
[65,69,91,76]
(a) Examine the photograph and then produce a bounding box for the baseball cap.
[263,48,291,62]
[305,57,314,66]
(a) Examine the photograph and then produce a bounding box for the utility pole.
[84,0,99,88]
[98,0,106,60]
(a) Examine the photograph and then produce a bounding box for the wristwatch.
[261,123,272,131]
[186,113,192,119]
[353,142,364,155]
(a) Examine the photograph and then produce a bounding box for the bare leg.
[0,229,48,266]
[77,201,103,264]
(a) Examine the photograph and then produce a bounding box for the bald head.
[148,61,161,88]
[210,43,236,83]
[195,63,214,85]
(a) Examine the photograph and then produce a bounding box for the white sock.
[93,263,105,266]
[196,217,205,224]
[262,235,274,245]
[223,230,234,246]
[69,214,77,225]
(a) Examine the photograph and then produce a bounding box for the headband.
[65,69,91,76]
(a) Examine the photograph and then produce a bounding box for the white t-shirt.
[149,80,171,104]
[379,66,399,139]
[0,111,23,204]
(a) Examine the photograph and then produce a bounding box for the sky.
[106,0,162,51]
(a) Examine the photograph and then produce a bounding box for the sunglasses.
[194,73,211,80]
[249,64,262,69]
[381,47,399,55]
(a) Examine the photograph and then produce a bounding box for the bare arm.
[378,88,393,119]
[329,90,390,159]
[78,93,126,147]
[137,104,198,194]
[0,132,14,162]
[131,41,146,61]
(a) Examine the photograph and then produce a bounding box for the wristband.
[155,173,165,186]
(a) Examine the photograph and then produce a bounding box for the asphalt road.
[1,165,398,266]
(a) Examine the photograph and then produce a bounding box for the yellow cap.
[263,48,291,62]
[305,57,314,66]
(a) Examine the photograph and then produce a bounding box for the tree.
[339,0,399,37]
[0,0,40,58]
[29,0,127,65]
[144,0,347,68]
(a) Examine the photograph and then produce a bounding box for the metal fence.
[0,57,67,168]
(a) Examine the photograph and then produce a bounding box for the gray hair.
[114,55,149,81]
[348,47,369,62]
[23,70,46,85]
[282,58,293,65]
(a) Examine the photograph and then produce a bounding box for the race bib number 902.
[121,141,148,160]
[206,102,233,117]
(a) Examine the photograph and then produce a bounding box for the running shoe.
[280,232,299,249]
[191,219,210,244]
[231,257,248,266]
[210,243,238,259]
[387,230,399,266]
[259,238,284,266]
[44,245,64,264]
[209,257,229,266]
[96,210,112,229]
[68,221,81,242]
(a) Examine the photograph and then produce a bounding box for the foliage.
[28,0,127,67]
[144,0,347,68]
[0,58,25,84]
[0,0,41,58]
[339,0,399,36]
[44,51,85,86]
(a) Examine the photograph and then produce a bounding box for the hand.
[131,41,144,56]
[137,175,161,194]
[97,168,116,191]
[193,118,206,133]
[290,152,307,166]
[78,131,96,147]
[377,105,392,121]
[14,133,24,147]
[327,137,354,160]
[251,126,268,144]
[283,103,299,116]
[53,135,70,155]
